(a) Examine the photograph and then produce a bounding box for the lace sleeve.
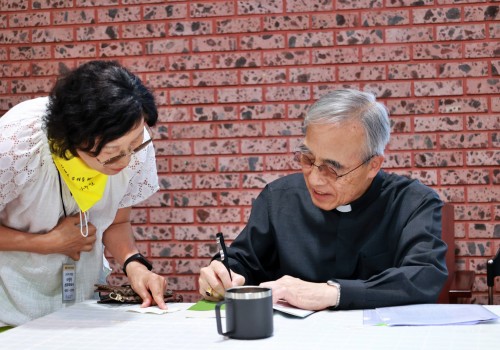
[0,118,45,211]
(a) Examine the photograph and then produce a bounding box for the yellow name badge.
[62,264,76,302]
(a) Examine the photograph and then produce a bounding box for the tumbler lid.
[225,286,272,300]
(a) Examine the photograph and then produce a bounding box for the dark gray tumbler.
[215,286,273,340]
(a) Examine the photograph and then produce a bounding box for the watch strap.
[327,280,341,308]
[123,253,153,276]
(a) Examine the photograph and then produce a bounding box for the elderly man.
[199,89,447,310]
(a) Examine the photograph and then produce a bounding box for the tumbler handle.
[215,300,232,336]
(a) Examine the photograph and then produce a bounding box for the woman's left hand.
[126,262,168,309]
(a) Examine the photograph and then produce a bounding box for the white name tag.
[62,263,76,302]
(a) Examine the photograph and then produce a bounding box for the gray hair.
[304,89,390,158]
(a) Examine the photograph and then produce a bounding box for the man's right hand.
[198,260,245,301]
[46,214,97,260]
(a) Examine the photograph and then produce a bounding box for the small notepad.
[125,305,181,315]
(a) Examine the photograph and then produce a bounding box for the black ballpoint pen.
[216,232,232,281]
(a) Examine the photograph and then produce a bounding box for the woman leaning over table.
[0,60,167,327]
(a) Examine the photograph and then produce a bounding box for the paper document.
[185,299,314,318]
[363,304,499,326]
[273,300,315,318]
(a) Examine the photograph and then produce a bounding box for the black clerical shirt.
[226,171,448,310]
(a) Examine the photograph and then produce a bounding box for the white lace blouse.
[0,97,159,325]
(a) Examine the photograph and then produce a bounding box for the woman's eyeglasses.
[293,151,374,181]
[97,127,154,167]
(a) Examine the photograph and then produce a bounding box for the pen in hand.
[216,232,232,281]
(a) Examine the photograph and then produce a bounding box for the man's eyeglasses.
[96,127,154,167]
[293,151,374,181]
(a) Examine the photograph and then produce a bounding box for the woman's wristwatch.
[123,253,153,276]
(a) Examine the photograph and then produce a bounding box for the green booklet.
[185,300,225,318]
[0,326,14,333]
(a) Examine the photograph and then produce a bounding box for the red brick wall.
[0,1,498,303]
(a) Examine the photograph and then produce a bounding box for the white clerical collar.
[336,204,352,213]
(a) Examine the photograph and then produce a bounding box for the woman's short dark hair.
[44,60,158,159]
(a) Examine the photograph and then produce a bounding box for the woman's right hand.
[46,214,97,260]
